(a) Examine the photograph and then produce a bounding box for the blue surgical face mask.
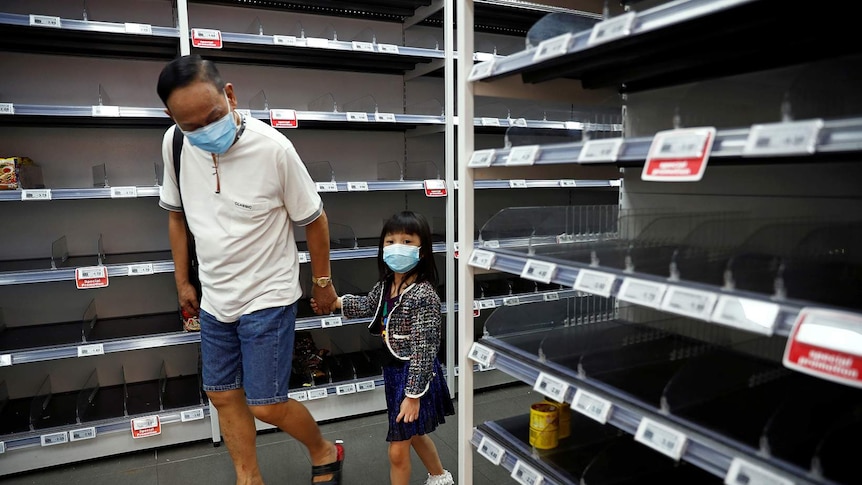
[181,92,237,154]
[383,244,421,273]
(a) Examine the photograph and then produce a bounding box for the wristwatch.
[312,276,332,288]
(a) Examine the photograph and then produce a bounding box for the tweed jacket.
[341,279,441,398]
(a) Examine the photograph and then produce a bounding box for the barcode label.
[0,103,14,115]
[509,179,528,188]
[377,44,399,54]
[477,436,504,465]
[30,14,61,28]
[578,138,624,163]
[511,460,544,485]
[469,59,496,81]
[502,296,521,306]
[181,408,205,422]
[0,354,11,366]
[635,418,687,460]
[347,181,369,191]
[559,179,577,187]
[468,149,496,168]
[588,12,636,46]
[533,33,572,62]
[308,388,328,400]
[468,249,496,270]
[711,295,779,335]
[543,292,560,302]
[351,41,375,52]
[298,252,309,263]
[660,286,718,321]
[618,278,667,309]
[124,22,153,35]
[481,117,501,127]
[316,182,338,192]
[533,372,568,402]
[468,343,495,366]
[509,118,528,127]
[375,112,396,122]
[288,390,309,401]
[22,189,52,201]
[70,427,97,441]
[92,105,120,117]
[336,384,357,395]
[78,344,105,357]
[744,119,823,156]
[357,381,376,392]
[725,458,794,485]
[573,389,612,424]
[521,259,557,284]
[41,432,69,447]
[273,35,297,46]
[128,263,154,276]
[321,317,343,328]
[346,112,369,122]
[478,299,497,309]
[306,38,329,48]
[506,145,540,166]
[573,269,615,298]
[111,186,138,198]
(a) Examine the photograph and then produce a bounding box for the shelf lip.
[0,186,161,201]
[215,31,445,60]
[478,336,832,485]
[475,0,601,19]
[0,255,175,286]
[471,426,565,485]
[0,12,180,38]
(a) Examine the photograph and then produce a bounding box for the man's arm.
[168,210,199,316]
[305,209,337,314]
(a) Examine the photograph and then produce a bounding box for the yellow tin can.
[529,402,559,449]
[545,398,570,439]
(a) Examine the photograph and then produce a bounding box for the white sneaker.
[425,470,454,485]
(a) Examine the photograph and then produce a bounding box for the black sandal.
[311,440,344,485]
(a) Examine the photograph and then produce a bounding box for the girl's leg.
[389,440,413,485]
[411,434,445,476]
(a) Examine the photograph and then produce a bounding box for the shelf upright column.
[176,0,190,56]
[444,0,456,398]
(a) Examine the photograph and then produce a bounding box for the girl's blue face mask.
[383,244,421,273]
[181,91,237,154]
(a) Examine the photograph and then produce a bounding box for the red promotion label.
[424,180,447,197]
[191,28,222,49]
[269,109,298,129]
[642,127,716,182]
[784,308,862,387]
[130,415,162,439]
[75,266,109,289]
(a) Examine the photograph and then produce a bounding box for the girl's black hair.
[378,211,438,291]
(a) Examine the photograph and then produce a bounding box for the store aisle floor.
[4,383,537,485]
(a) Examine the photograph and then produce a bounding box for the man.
[157,55,343,485]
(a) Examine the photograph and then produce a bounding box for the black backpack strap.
[172,125,183,193]
[171,126,201,296]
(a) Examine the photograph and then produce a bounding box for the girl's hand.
[396,397,420,423]
[310,296,342,315]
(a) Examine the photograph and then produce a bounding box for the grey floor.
[4,384,538,485]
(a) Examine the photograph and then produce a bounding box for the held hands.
[310,284,338,315]
[177,281,200,317]
[396,397,420,423]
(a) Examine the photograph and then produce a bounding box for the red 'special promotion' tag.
[270,109,298,129]
[75,266,109,289]
[783,308,862,388]
[642,127,716,182]
[191,28,223,49]
[424,180,447,197]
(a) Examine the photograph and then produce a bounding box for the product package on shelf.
[0,156,44,190]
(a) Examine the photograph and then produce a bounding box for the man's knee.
[249,401,289,424]
[206,389,245,409]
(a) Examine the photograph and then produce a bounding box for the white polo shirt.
[160,115,322,322]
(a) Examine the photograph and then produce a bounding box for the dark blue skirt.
[383,357,455,442]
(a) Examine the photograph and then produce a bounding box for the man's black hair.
[157,55,226,107]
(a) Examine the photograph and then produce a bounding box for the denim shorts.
[199,304,297,406]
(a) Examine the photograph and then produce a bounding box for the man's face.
[165,80,236,132]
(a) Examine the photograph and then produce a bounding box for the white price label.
[321,317,343,328]
[127,263,154,276]
[635,418,687,460]
[573,269,615,298]
[308,388,328,400]
[0,442,5,454]
[468,343,495,367]
[288,390,309,402]
[468,149,496,168]
[0,103,14,115]
[357,381,376,392]
[347,181,369,191]
[316,182,338,192]
[346,112,369,122]
[481,117,501,127]
[573,389,612,424]
[110,186,138,198]
[506,145,541,166]
[181,408,205,422]
[298,252,309,263]
[0,354,11,367]
[533,33,572,62]
[351,41,375,52]
[521,259,557,284]
[479,299,497,309]
[468,249,496,270]
[533,372,568,402]
[477,436,505,465]
[70,427,97,441]
[578,138,624,163]
[22,189,52,201]
[77,266,106,279]
[41,432,69,447]
[377,43,400,54]
[30,14,61,28]
[77,343,105,357]
[543,292,560,302]
[660,286,718,320]
[744,119,823,156]
[511,460,544,485]
[273,35,297,46]
[588,12,637,46]
[503,296,521,306]
[725,458,794,485]
[509,179,528,188]
[474,52,495,62]
[374,112,396,122]
[336,384,357,395]
[711,296,779,335]
[559,179,577,187]
[468,59,496,81]
[306,37,329,48]
[124,22,153,35]
[509,118,528,127]
[618,278,667,309]
[92,105,120,117]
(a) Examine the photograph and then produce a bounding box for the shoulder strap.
[172,125,183,198]
[171,126,201,295]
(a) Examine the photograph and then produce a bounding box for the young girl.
[311,211,455,485]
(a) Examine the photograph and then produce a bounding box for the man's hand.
[396,396,420,423]
[177,281,200,316]
[311,284,337,314]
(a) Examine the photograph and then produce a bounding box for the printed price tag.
[77,344,105,357]
[131,415,162,438]
[75,265,109,289]
[306,37,329,48]
[559,179,577,187]
[481,117,501,127]
[127,263,154,276]
[474,52,495,62]
[509,118,528,127]
[509,179,528,188]
[191,28,222,49]
[377,43,400,54]
[22,189,52,201]
[521,259,557,284]
[642,127,716,182]
[744,119,823,157]
[588,12,637,46]
[468,59,496,81]
[0,442,5,454]
[347,181,369,191]
[477,436,505,465]
[269,109,298,128]
[0,354,11,367]
[308,388,328,400]
[357,381,376,392]
[635,418,687,460]
[573,269,615,298]
[288,390,309,401]
[573,389,612,424]
[298,252,309,263]
[468,342,495,366]
[725,458,794,485]
[618,278,667,309]
[375,112,397,122]
[511,460,544,485]
[273,35,297,46]
[181,408,205,422]
[469,249,497,269]
[424,179,447,197]
[346,112,369,122]
[483,240,501,249]
[533,33,572,62]
[503,296,521,306]
[468,149,496,168]
[711,296,779,335]
[351,41,375,52]
[124,22,153,35]
[316,182,338,192]
[479,299,497,309]
[92,105,120,117]
[783,308,862,388]
[0,103,14,115]
[321,317,343,328]
[506,145,541,166]
[30,14,61,28]
[70,427,97,441]
[578,138,624,163]
[41,431,69,447]
[336,384,357,395]
[660,286,718,320]
[543,292,560,302]
[110,186,138,198]
[533,372,568,402]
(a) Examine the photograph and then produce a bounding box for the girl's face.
[384,232,422,250]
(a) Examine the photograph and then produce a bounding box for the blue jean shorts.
[199,304,297,406]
